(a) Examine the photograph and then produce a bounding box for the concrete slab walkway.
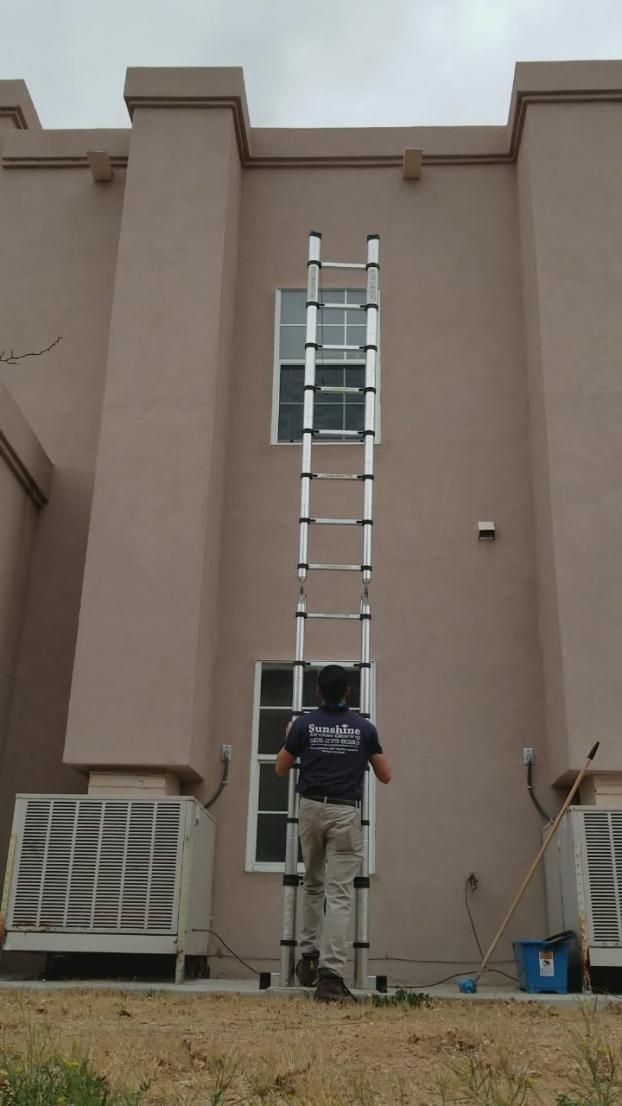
[0,975,615,1005]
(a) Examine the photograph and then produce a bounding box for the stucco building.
[2,60,622,983]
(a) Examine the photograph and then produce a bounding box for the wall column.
[64,69,246,783]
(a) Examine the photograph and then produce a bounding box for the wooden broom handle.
[475,742,599,984]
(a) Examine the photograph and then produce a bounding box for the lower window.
[277,364,366,443]
[245,661,376,872]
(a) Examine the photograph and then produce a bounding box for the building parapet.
[3,61,622,171]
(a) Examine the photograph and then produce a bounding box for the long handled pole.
[472,741,599,988]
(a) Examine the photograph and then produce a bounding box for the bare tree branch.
[0,336,62,366]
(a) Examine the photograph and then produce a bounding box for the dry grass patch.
[0,991,622,1104]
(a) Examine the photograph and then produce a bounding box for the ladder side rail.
[279,231,321,987]
[354,234,379,990]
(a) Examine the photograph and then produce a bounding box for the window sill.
[246,862,377,875]
[246,863,305,874]
[270,439,382,447]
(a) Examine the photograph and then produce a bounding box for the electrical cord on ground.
[208,943,519,988]
[488,968,519,983]
[409,972,466,988]
[394,967,518,991]
[207,866,516,988]
[464,874,484,959]
[527,760,553,822]
[208,957,518,991]
[204,758,229,810]
[207,929,260,976]
[461,875,518,986]
[206,951,518,989]
[214,954,516,967]
[372,957,515,965]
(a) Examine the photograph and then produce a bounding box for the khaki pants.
[298,796,363,978]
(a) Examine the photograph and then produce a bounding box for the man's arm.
[275,748,296,777]
[370,753,391,784]
[276,715,305,777]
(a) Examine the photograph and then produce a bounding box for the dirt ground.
[0,990,621,1104]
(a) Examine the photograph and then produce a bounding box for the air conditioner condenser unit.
[1,795,215,982]
[545,806,622,978]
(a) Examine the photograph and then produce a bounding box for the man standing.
[275,664,391,1003]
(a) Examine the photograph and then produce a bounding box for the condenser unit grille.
[9,798,184,934]
[582,810,622,945]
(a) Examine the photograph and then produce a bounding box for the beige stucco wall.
[206,159,549,980]
[63,103,242,781]
[2,62,622,981]
[518,102,622,784]
[0,105,126,860]
[0,462,35,756]
[0,386,51,775]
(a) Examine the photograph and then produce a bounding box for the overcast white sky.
[4,0,622,130]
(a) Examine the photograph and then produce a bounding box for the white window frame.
[245,659,377,874]
[270,290,381,445]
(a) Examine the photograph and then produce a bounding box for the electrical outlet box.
[522,747,535,765]
[220,745,232,762]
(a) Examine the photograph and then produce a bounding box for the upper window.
[245,661,376,872]
[272,290,379,443]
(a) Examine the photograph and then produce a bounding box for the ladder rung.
[321,302,365,310]
[321,261,366,270]
[313,429,363,438]
[291,660,364,667]
[311,473,362,480]
[316,386,362,395]
[308,563,363,572]
[307,612,361,620]
[309,518,361,526]
[319,344,363,352]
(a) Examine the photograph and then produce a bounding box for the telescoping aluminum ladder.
[280,232,380,991]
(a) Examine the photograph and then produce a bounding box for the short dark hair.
[318,664,349,704]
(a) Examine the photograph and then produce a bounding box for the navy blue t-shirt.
[285,704,383,802]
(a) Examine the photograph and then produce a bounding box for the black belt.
[302,792,360,808]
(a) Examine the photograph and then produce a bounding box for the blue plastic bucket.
[512,933,572,994]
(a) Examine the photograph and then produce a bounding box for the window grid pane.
[261,667,294,705]
[258,764,289,812]
[279,327,306,360]
[258,710,291,754]
[256,814,288,863]
[277,403,303,443]
[280,291,307,323]
[277,290,372,444]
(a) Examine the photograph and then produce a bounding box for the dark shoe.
[296,952,319,987]
[314,971,357,1004]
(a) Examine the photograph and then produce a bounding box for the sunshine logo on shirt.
[308,723,361,754]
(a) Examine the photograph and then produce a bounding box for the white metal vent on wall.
[582,810,622,945]
[9,798,184,934]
